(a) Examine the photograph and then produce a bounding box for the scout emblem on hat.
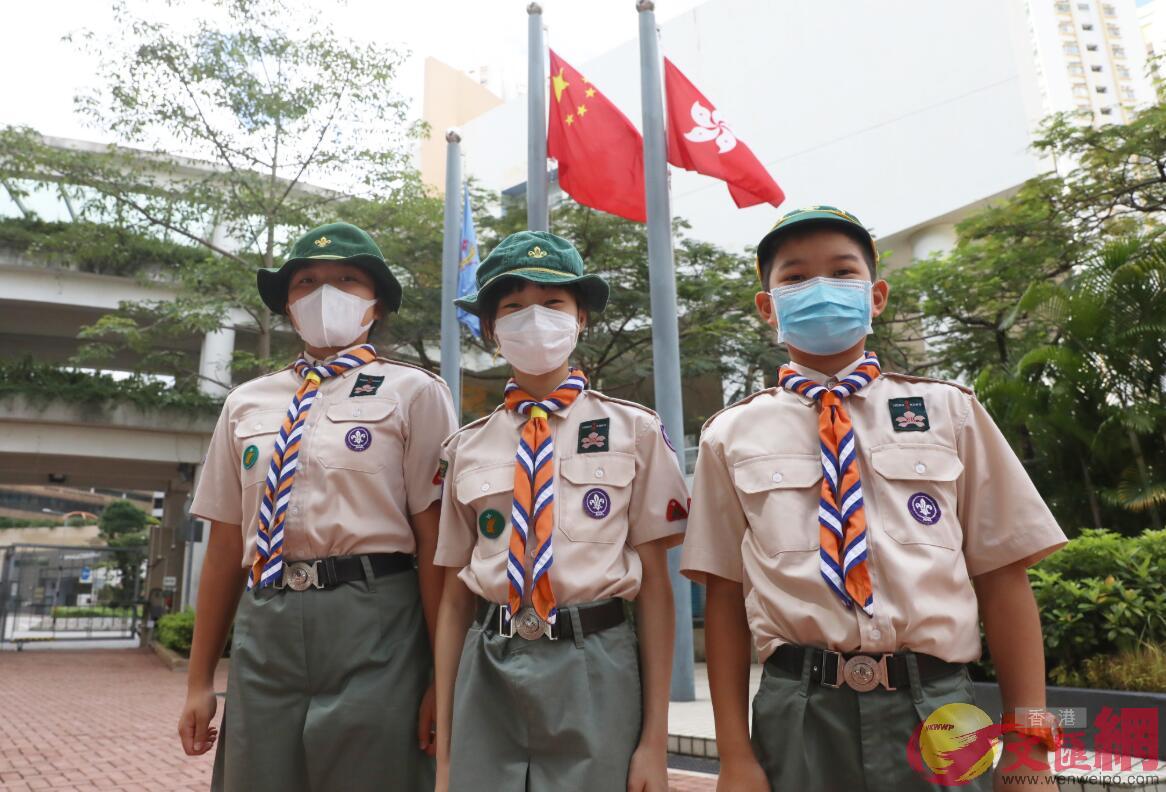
[577,418,610,454]
[433,459,449,486]
[666,498,689,522]
[242,444,259,470]
[908,492,942,525]
[583,488,611,519]
[345,426,372,452]
[479,509,505,538]
[889,397,930,432]
[349,373,384,398]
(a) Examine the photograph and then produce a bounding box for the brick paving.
[0,648,716,791]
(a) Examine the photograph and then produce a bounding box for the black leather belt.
[274,553,414,591]
[475,598,626,641]
[771,644,964,692]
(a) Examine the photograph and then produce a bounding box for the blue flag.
[457,185,482,338]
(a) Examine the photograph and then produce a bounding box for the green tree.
[98,500,149,601]
[0,0,414,384]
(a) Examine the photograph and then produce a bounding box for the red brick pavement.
[0,649,716,791]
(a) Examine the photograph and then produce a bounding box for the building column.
[198,326,236,397]
[908,223,958,261]
[142,485,191,645]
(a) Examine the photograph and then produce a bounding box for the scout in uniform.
[431,231,688,792]
[680,207,1068,791]
[177,222,456,792]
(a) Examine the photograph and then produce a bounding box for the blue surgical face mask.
[770,277,873,356]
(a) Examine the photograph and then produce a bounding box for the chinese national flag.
[664,58,785,209]
[547,49,646,223]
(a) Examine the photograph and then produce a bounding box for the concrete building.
[456,0,1157,266]
[1139,0,1166,58]
[418,58,505,193]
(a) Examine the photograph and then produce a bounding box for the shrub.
[1056,642,1166,692]
[155,609,196,656]
[51,606,133,619]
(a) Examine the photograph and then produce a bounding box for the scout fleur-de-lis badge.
[314,236,332,248]
[527,245,549,259]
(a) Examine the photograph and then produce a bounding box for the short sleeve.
[403,376,459,515]
[190,400,244,525]
[680,426,749,584]
[626,415,689,548]
[956,395,1067,577]
[433,432,479,568]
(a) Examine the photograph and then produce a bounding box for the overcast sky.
[0,0,705,145]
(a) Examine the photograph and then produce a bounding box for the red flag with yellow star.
[547,49,646,223]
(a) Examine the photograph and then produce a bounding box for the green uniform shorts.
[448,600,643,792]
[751,651,993,792]
[212,567,434,792]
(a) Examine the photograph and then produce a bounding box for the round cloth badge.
[479,509,505,538]
[908,492,941,525]
[583,488,611,519]
[242,444,258,470]
[344,426,372,452]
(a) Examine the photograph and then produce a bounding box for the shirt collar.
[507,386,589,423]
[787,354,876,403]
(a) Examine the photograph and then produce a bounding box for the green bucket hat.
[454,230,609,316]
[755,205,879,282]
[256,222,402,315]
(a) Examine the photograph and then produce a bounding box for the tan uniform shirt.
[191,354,457,568]
[435,389,689,604]
[681,358,1066,664]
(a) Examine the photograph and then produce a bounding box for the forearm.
[975,560,1047,714]
[187,522,247,691]
[410,503,443,652]
[705,576,756,763]
[633,541,675,749]
[434,568,476,764]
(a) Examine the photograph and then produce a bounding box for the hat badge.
[314,236,332,248]
[527,245,549,259]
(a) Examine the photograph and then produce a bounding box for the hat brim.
[755,214,878,282]
[257,253,403,316]
[453,267,609,316]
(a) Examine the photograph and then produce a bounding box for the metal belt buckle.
[283,561,321,592]
[820,649,845,688]
[500,606,555,640]
[842,654,895,692]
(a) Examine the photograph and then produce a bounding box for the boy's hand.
[417,680,437,757]
[626,741,668,792]
[716,755,769,792]
[177,686,218,756]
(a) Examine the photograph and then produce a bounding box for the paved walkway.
[0,648,717,791]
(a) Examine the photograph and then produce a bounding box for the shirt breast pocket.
[454,462,516,558]
[731,454,822,556]
[233,410,285,489]
[557,452,635,544]
[317,399,398,475]
[868,444,964,551]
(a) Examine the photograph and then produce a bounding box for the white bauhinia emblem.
[683,101,737,154]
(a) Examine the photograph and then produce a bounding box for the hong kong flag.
[664,58,785,209]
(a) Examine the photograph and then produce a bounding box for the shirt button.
[871,628,882,640]
[291,505,300,515]
[915,463,927,474]
[771,472,784,483]
[352,408,362,418]
[480,482,491,492]
[253,422,262,431]
[826,378,838,388]
[594,468,604,479]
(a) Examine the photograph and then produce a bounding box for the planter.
[150,639,189,671]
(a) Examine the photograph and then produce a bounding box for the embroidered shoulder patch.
[350,373,385,397]
[889,397,929,432]
[242,445,258,470]
[433,459,449,486]
[577,418,610,454]
[479,509,505,538]
[666,498,689,522]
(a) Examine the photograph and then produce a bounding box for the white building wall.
[462,0,1053,261]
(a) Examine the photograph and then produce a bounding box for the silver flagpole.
[527,2,548,231]
[637,0,696,702]
[440,129,463,420]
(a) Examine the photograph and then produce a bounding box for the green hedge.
[51,605,133,619]
[155,609,232,658]
[0,517,61,529]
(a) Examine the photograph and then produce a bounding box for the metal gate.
[0,544,141,648]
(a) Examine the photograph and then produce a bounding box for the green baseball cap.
[256,222,402,315]
[454,230,609,316]
[755,205,879,282]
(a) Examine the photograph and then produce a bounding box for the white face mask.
[494,304,580,375]
[288,284,377,348]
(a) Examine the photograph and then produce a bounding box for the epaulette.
[586,389,661,420]
[442,404,505,447]
[701,386,780,433]
[377,357,445,382]
[881,371,974,396]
